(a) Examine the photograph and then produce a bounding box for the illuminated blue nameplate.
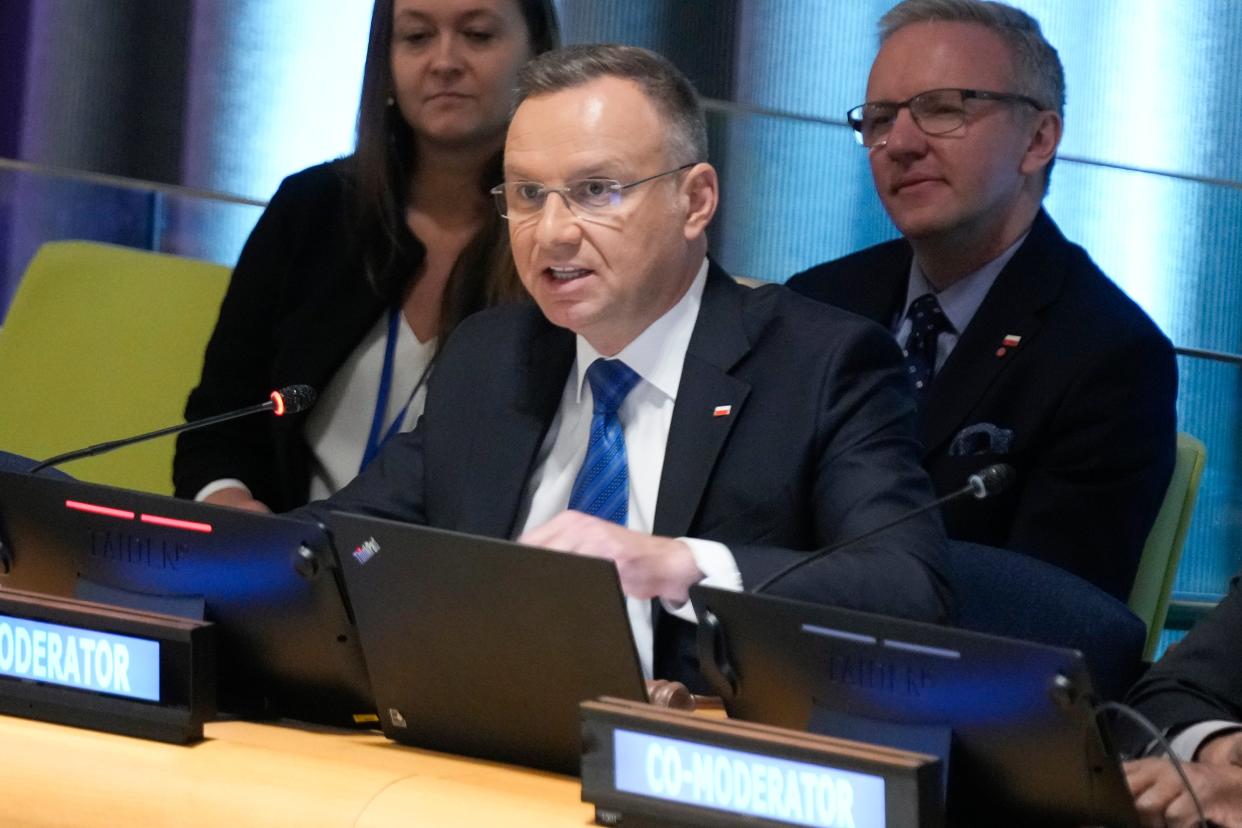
[581,699,942,828]
[0,612,160,702]
[614,728,886,827]
[0,589,213,744]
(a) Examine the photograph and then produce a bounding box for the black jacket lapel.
[653,263,754,538]
[458,318,574,538]
[919,211,1066,455]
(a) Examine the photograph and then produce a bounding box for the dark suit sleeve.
[1001,326,1177,600]
[173,173,314,505]
[732,321,953,624]
[1124,575,1242,750]
[297,422,429,527]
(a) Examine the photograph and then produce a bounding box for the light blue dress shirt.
[894,233,1028,372]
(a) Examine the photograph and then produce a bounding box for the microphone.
[750,463,1015,594]
[268,384,316,417]
[965,462,1014,500]
[28,385,317,475]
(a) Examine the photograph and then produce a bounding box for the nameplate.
[0,612,160,701]
[0,589,214,743]
[581,698,942,828]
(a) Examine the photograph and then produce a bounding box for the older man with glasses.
[788,0,1176,602]
[306,43,953,692]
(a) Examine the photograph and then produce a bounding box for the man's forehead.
[505,77,665,174]
[503,147,631,180]
[867,21,1016,97]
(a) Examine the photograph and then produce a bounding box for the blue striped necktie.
[567,358,642,525]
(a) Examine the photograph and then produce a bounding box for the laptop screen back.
[690,585,1140,827]
[328,511,648,775]
[0,470,373,725]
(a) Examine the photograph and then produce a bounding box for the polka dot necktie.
[902,293,953,400]
[567,358,642,525]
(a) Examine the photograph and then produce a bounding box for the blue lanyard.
[360,307,433,473]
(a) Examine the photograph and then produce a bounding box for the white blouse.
[303,311,435,501]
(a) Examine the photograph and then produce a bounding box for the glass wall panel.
[711,110,894,283]
[1023,0,1242,184]
[1,168,158,314]
[0,165,261,318]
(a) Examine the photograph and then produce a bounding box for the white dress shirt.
[1167,720,1242,761]
[514,259,743,679]
[194,311,434,503]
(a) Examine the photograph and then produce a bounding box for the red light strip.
[65,500,136,520]
[270,389,286,417]
[140,513,213,534]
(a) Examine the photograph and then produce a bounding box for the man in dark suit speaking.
[787,0,1176,600]
[308,44,952,691]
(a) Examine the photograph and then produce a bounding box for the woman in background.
[174,0,559,512]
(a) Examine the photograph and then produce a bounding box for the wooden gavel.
[644,679,723,713]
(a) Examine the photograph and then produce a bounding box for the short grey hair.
[880,0,1065,118]
[514,44,708,166]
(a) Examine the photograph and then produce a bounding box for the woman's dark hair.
[351,0,559,337]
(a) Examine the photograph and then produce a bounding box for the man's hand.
[519,511,703,603]
[202,486,271,514]
[1125,756,1242,827]
[1199,731,1242,767]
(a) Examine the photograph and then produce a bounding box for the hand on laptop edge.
[1199,731,1242,767]
[518,510,703,603]
[202,486,271,514]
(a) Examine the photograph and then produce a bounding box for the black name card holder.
[0,588,214,744]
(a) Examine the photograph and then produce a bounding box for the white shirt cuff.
[1168,721,1242,762]
[194,478,251,502]
[661,538,743,623]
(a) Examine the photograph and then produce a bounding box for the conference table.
[0,713,594,827]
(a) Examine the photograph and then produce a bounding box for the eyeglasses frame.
[846,87,1045,147]
[490,163,698,220]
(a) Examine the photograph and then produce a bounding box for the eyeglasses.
[847,88,1044,148]
[490,163,696,220]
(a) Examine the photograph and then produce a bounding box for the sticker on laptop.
[353,537,381,565]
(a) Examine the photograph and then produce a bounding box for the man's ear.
[1020,110,1062,178]
[681,163,719,241]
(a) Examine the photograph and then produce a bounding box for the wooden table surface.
[0,713,595,827]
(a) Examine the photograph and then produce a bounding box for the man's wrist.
[1197,727,1242,765]
[661,538,741,620]
[195,478,251,502]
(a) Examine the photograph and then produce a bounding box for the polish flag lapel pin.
[996,334,1022,358]
[713,405,732,418]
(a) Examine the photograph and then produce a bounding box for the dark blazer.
[1124,572,1242,752]
[786,210,1177,601]
[174,162,397,511]
[309,263,954,691]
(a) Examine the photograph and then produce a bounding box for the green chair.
[1128,432,1207,660]
[0,241,229,494]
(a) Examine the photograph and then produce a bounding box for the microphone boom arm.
[28,401,276,474]
[27,385,316,475]
[750,463,1015,594]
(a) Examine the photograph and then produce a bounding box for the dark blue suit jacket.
[310,263,953,690]
[786,211,1177,601]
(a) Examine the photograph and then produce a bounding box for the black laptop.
[690,585,1141,827]
[0,470,373,725]
[327,511,649,775]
